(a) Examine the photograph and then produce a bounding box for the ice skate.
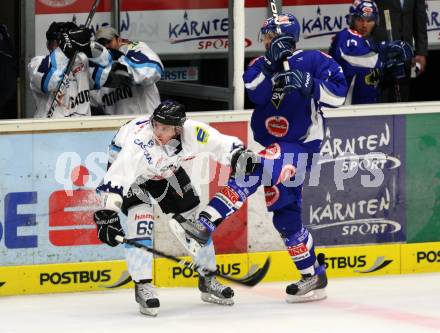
[286,256,328,303]
[168,215,202,256]
[171,213,214,246]
[135,281,160,316]
[198,273,234,306]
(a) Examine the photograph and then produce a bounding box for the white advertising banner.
[34,0,440,57]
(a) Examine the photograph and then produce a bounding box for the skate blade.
[201,293,234,306]
[139,305,159,317]
[169,218,201,256]
[286,288,327,303]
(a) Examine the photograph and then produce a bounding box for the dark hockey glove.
[68,27,93,57]
[104,62,133,88]
[389,62,406,80]
[378,41,413,79]
[267,34,295,63]
[93,209,125,247]
[263,34,295,75]
[58,32,76,59]
[384,41,413,63]
[389,41,412,79]
[397,41,414,63]
[262,56,281,75]
[274,70,314,96]
[230,147,259,177]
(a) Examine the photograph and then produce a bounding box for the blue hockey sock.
[205,174,261,222]
[284,227,317,276]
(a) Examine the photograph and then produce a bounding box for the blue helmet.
[259,13,300,43]
[349,0,379,23]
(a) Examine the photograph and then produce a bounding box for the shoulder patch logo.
[195,126,209,144]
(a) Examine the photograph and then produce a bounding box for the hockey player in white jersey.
[28,22,112,118]
[90,26,163,116]
[93,100,252,315]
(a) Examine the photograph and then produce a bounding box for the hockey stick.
[383,9,401,102]
[46,0,101,118]
[269,0,290,71]
[115,235,271,287]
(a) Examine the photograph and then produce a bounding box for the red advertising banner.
[35,0,353,14]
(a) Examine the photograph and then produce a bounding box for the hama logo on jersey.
[134,213,154,221]
[264,186,280,207]
[265,116,289,138]
[258,143,281,160]
[195,126,209,144]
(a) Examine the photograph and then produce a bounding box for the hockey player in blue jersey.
[329,0,413,104]
[170,13,347,303]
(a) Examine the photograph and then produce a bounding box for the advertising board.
[34,0,440,56]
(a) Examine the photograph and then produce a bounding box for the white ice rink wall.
[1,102,440,295]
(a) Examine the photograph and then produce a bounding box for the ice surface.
[1,273,440,333]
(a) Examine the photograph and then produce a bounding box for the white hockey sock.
[124,203,155,282]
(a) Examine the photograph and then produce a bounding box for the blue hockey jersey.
[329,28,381,104]
[243,49,347,150]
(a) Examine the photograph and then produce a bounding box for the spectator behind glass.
[0,24,17,119]
[372,0,428,102]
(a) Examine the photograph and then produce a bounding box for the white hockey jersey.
[98,117,243,197]
[90,41,163,116]
[28,43,112,118]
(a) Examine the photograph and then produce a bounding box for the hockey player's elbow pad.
[93,209,125,247]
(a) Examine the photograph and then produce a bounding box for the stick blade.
[219,257,271,287]
[239,257,271,287]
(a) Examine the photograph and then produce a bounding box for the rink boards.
[1,242,440,295]
[1,103,440,296]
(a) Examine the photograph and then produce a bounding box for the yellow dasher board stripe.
[1,242,440,296]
